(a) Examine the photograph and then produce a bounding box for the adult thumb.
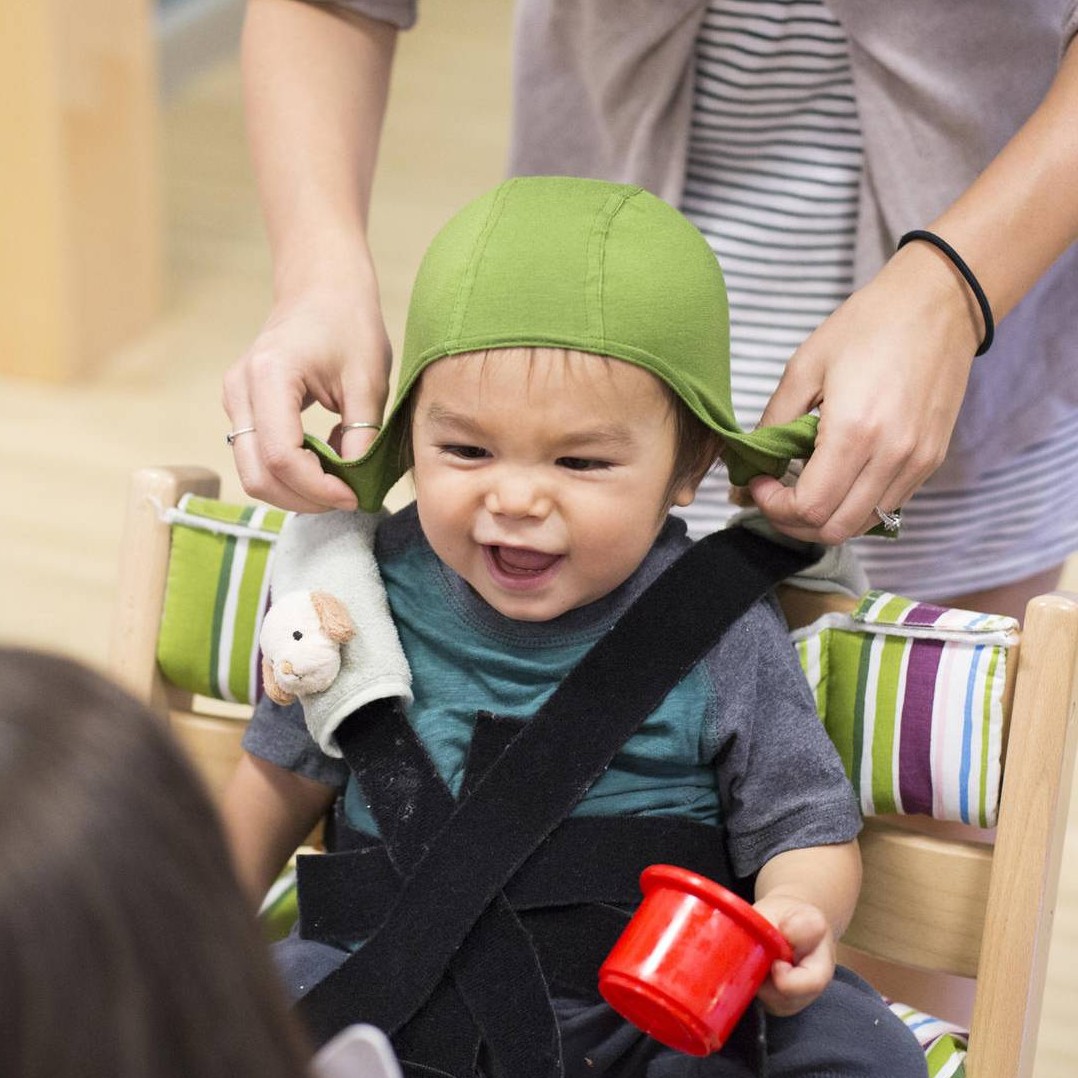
[755,350,821,430]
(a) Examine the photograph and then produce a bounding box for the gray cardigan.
[311,0,1078,483]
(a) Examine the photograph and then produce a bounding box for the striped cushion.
[156,496,291,705]
[793,590,1018,826]
[889,1002,968,1078]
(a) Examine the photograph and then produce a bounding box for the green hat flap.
[306,176,817,510]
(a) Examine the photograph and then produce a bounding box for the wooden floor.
[1,4,1076,1072]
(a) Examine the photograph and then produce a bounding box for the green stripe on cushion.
[156,497,289,704]
[158,524,230,700]
[868,634,906,815]
[178,496,288,534]
[878,591,916,625]
[814,629,875,797]
[926,1035,967,1078]
[979,645,1000,829]
[888,1001,968,1077]
[259,863,299,942]
[209,526,241,700]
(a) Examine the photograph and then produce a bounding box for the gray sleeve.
[1065,1,1078,49]
[299,0,417,29]
[704,598,861,879]
[242,694,350,790]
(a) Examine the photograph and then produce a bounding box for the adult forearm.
[242,0,397,299]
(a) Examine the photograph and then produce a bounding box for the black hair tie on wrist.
[897,229,995,356]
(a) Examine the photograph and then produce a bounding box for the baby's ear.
[262,654,295,705]
[311,591,357,643]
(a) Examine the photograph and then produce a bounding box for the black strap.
[306,699,561,1077]
[300,528,814,1056]
[300,814,734,942]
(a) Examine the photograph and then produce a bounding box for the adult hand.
[746,242,982,544]
[223,284,392,512]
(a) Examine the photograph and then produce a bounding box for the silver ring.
[873,505,903,533]
[340,421,382,432]
[225,427,256,446]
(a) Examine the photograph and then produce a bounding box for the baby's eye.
[557,457,612,472]
[440,444,491,460]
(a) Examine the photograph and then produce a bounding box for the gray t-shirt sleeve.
[242,694,350,790]
[704,597,862,879]
[1065,1,1078,48]
[298,0,417,29]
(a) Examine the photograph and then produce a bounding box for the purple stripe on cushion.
[904,602,948,628]
[898,639,945,815]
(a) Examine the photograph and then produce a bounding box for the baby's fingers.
[757,949,832,1017]
[755,905,834,1017]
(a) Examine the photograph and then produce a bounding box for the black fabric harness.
[296,528,815,1076]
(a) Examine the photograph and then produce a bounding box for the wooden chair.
[110,465,244,801]
[109,466,1078,1077]
[779,583,1078,1076]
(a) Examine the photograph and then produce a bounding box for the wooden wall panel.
[0,0,161,380]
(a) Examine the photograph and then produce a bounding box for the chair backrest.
[109,466,1078,1078]
[110,465,251,801]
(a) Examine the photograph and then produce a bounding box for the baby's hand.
[752,896,835,1017]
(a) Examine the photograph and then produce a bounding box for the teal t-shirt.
[244,504,858,879]
[342,508,724,834]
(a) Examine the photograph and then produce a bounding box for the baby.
[224,177,927,1078]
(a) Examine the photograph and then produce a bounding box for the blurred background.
[0,1,1075,1072]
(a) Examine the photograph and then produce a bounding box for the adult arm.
[750,37,1078,544]
[753,840,862,1015]
[223,0,399,512]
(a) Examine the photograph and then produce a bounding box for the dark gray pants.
[553,967,928,1078]
[275,935,927,1078]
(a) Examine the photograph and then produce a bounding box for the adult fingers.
[224,357,358,513]
[755,345,823,430]
[748,464,906,546]
[335,363,391,460]
[749,413,942,544]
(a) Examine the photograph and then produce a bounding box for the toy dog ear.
[310,591,357,644]
[262,653,295,706]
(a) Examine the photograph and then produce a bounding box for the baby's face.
[410,349,697,621]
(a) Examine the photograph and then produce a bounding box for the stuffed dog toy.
[264,510,411,757]
[260,589,356,706]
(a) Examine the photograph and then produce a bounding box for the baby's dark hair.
[0,649,311,1078]
[667,393,725,505]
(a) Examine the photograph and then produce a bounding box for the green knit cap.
[305,176,817,510]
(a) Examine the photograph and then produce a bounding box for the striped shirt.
[678,0,862,537]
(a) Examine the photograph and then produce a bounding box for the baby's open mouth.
[488,545,562,576]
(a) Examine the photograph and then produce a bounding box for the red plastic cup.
[598,865,792,1056]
